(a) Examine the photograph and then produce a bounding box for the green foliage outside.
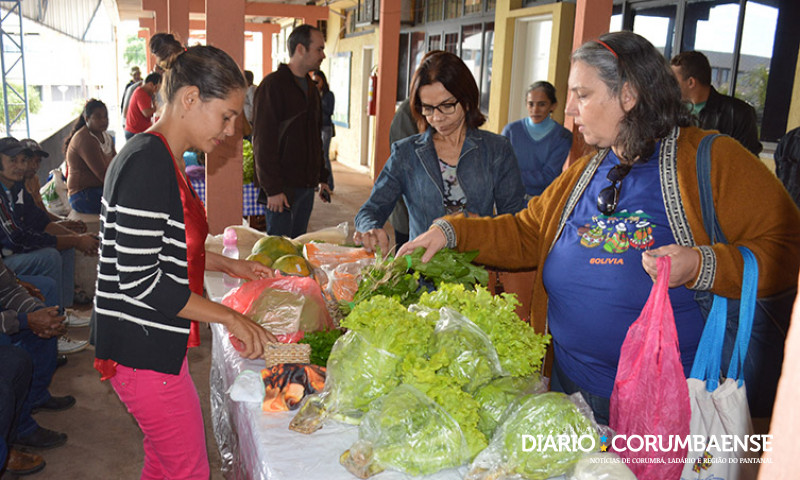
[712,64,769,137]
[123,35,146,71]
[0,82,42,129]
[735,64,768,118]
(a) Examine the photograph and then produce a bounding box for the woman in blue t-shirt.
[501,81,572,199]
[400,31,800,425]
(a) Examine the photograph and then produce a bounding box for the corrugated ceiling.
[10,0,322,42]
[8,0,116,41]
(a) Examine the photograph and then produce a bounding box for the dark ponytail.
[160,45,246,104]
[149,33,184,69]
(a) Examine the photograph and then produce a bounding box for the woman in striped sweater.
[94,45,275,479]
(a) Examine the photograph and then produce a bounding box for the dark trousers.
[0,343,33,463]
[9,330,56,437]
[265,187,315,238]
[550,356,610,426]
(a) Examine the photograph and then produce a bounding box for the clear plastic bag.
[466,392,601,480]
[323,257,375,303]
[568,452,636,480]
[303,242,373,270]
[341,384,470,478]
[293,221,350,245]
[289,330,400,433]
[473,374,547,437]
[428,307,506,393]
[221,276,333,335]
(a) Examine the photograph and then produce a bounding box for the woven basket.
[263,342,311,368]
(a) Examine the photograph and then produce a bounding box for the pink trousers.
[111,358,210,480]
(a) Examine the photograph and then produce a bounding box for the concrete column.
[563,0,613,168]
[138,18,154,72]
[205,0,246,234]
[142,0,167,35]
[245,23,280,80]
[168,0,190,45]
[262,32,272,79]
[372,0,401,179]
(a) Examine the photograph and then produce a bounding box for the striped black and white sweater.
[95,134,193,375]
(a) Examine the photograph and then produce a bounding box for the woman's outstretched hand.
[397,226,447,263]
[353,228,390,255]
[232,258,275,281]
[226,310,277,359]
[642,244,701,287]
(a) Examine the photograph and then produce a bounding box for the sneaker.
[64,309,91,327]
[58,336,88,355]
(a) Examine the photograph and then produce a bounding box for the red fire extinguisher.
[367,71,378,116]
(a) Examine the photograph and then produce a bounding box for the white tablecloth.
[207,271,467,479]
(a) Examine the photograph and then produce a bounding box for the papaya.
[272,254,312,277]
[251,236,298,263]
[246,252,273,267]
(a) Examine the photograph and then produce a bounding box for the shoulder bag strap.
[727,246,758,384]
[695,133,727,244]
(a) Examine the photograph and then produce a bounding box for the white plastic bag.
[227,370,265,403]
[39,168,71,216]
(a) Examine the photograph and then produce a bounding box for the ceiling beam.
[244,3,328,21]
[187,19,281,34]
[142,0,328,22]
[82,0,103,41]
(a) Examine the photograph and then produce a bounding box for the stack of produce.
[290,282,554,478]
[246,235,312,277]
[340,248,489,315]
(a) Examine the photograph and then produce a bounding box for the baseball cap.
[0,137,27,157]
[19,138,49,158]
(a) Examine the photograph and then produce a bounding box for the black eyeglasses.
[596,163,632,215]
[419,101,459,116]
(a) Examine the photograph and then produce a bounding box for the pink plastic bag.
[222,275,334,337]
[609,256,691,480]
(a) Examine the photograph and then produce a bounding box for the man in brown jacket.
[252,24,331,237]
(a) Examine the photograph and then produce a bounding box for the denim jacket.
[355,128,526,239]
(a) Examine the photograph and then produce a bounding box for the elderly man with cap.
[0,137,96,341]
[120,66,143,124]
[20,139,86,233]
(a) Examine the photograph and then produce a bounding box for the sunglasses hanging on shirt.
[596,163,632,216]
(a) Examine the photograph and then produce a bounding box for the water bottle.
[222,227,240,289]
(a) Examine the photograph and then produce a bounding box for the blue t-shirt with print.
[542,145,704,398]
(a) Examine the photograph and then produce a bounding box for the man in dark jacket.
[670,51,762,156]
[252,24,331,237]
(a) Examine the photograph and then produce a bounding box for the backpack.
[774,126,800,208]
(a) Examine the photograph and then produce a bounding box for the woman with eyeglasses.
[399,31,800,425]
[354,50,525,253]
[501,81,572,200]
